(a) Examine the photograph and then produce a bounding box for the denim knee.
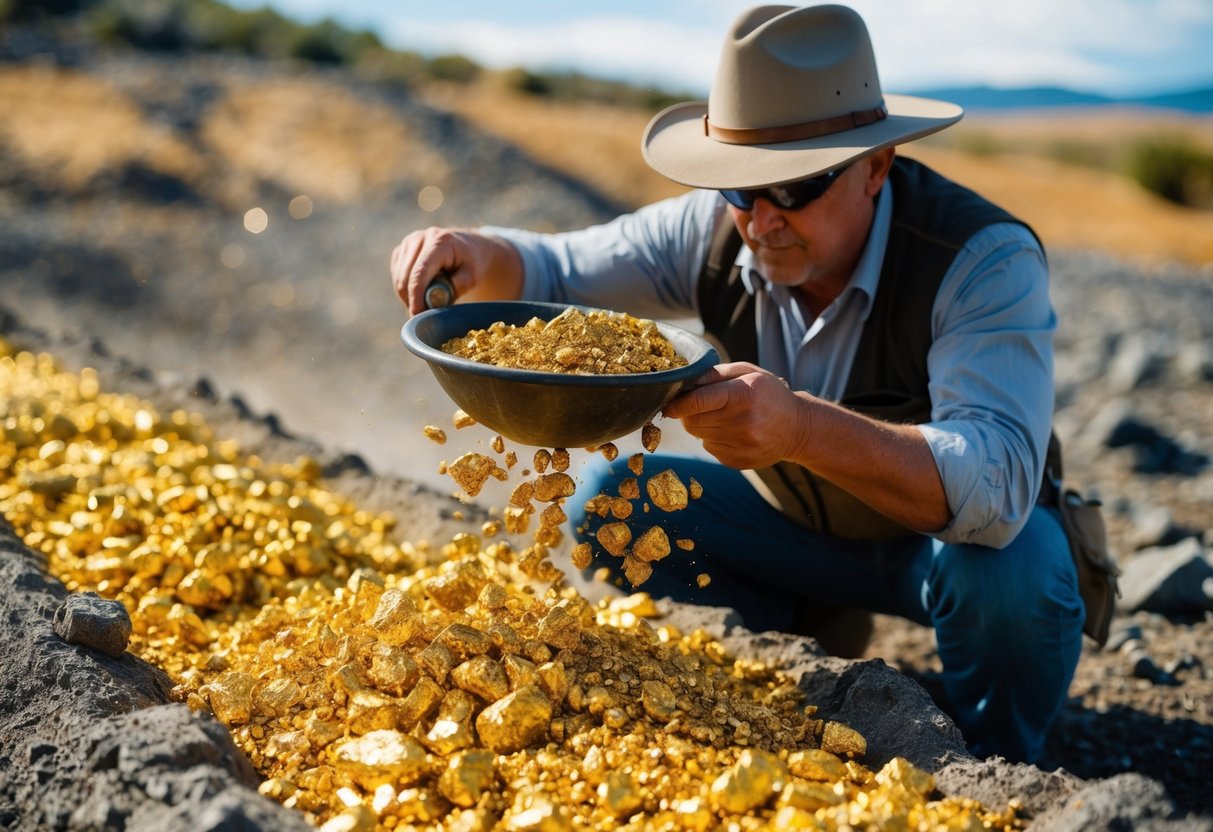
[926,511,1082,643]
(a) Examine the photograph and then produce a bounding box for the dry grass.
[423,79,1213,269]
[0,65,205,189]
[421,78,689,209]
[908,145,1213,267]
[200,77,451,203]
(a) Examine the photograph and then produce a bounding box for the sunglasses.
[720,165,850,212]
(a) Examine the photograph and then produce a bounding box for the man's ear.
[864,148,896,197]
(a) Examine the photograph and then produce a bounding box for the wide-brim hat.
[642,4,963,190]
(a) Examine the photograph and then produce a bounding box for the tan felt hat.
[642,4,963,190]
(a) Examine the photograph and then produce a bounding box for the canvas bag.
[1043,434,1122,647]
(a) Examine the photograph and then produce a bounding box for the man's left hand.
[662,362,810,469]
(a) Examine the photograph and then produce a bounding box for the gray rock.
[1033,772,1210,832]
[792,656,970,770]
[1118,537,1213,616]
[1128,504,1195,551]
[1176,340,1213,384]
[1104,623,1144,653]
[933,757,1082,824]
[1107,333,1167,393]
[53,590,133,658]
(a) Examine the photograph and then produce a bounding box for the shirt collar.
[736,179,893,322]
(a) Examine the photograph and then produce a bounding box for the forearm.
[791,395,951,533]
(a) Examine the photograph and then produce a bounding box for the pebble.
[52,591,131,658]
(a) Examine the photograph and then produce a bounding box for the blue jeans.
[568,454,1085,763]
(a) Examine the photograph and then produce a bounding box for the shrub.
[501,68,553,97]
[953,131,1004,158]
[1045,140,1112,170]
[353,46,428,87]
[426,54,481,84]
[1124,136,1213,208]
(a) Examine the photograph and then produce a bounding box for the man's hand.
[662,362,812,469]
[666,362,951,532]
[389,227,523,315]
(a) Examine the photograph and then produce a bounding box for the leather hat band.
[704,103,888,145]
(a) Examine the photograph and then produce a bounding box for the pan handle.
[423,273,457,309]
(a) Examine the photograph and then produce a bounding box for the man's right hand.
[389,227,524,315]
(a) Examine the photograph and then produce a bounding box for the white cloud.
[847,0,1213,92]
[386,15,724,92]
[269,0,1213,96]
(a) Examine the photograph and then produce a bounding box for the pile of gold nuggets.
[440,307,687,375]
[0,337,1023,831]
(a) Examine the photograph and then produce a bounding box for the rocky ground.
[2,33,1212,828]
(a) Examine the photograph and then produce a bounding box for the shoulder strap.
[696,212,757,364]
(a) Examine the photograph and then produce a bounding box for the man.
[390,4,1084,763]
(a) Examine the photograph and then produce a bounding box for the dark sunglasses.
[720,165,851,212]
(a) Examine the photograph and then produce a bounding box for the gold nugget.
[646,469,689,512]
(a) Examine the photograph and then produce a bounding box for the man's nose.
[747,198,787,238]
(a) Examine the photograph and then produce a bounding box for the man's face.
[727,150,892,293]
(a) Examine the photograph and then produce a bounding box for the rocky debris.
[1080,400,1210,476]
[666,603,969,770]
[0,524,310,832]
[1127,503,1199,551]
[933,758,1083,825]
[1118,537,1213,616]
[1034,773,1209,832]
[53,591,133,658]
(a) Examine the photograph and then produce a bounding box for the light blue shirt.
[482,176,1055,548]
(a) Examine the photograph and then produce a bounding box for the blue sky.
[230,0,1213,97]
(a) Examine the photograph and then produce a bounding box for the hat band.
[703,103,888,146]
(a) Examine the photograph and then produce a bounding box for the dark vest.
[696,157,1043,538]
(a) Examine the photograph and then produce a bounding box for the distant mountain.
[907,85,1213,114]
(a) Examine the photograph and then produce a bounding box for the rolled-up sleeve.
[480,190,723,320]
[920,224,1055,548]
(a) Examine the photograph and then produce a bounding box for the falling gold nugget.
[423,425,447,445]
[452,409,476,429]
[647,468,689,512]
[697,573,712,588]
[618,477,640,500]
[597,522,632,556]
[571,542,593,569]
[632,526,671,563]
[622,554,653,587]
[533,449,551,474]
[447,452,508,497]
[642,422,661,452]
